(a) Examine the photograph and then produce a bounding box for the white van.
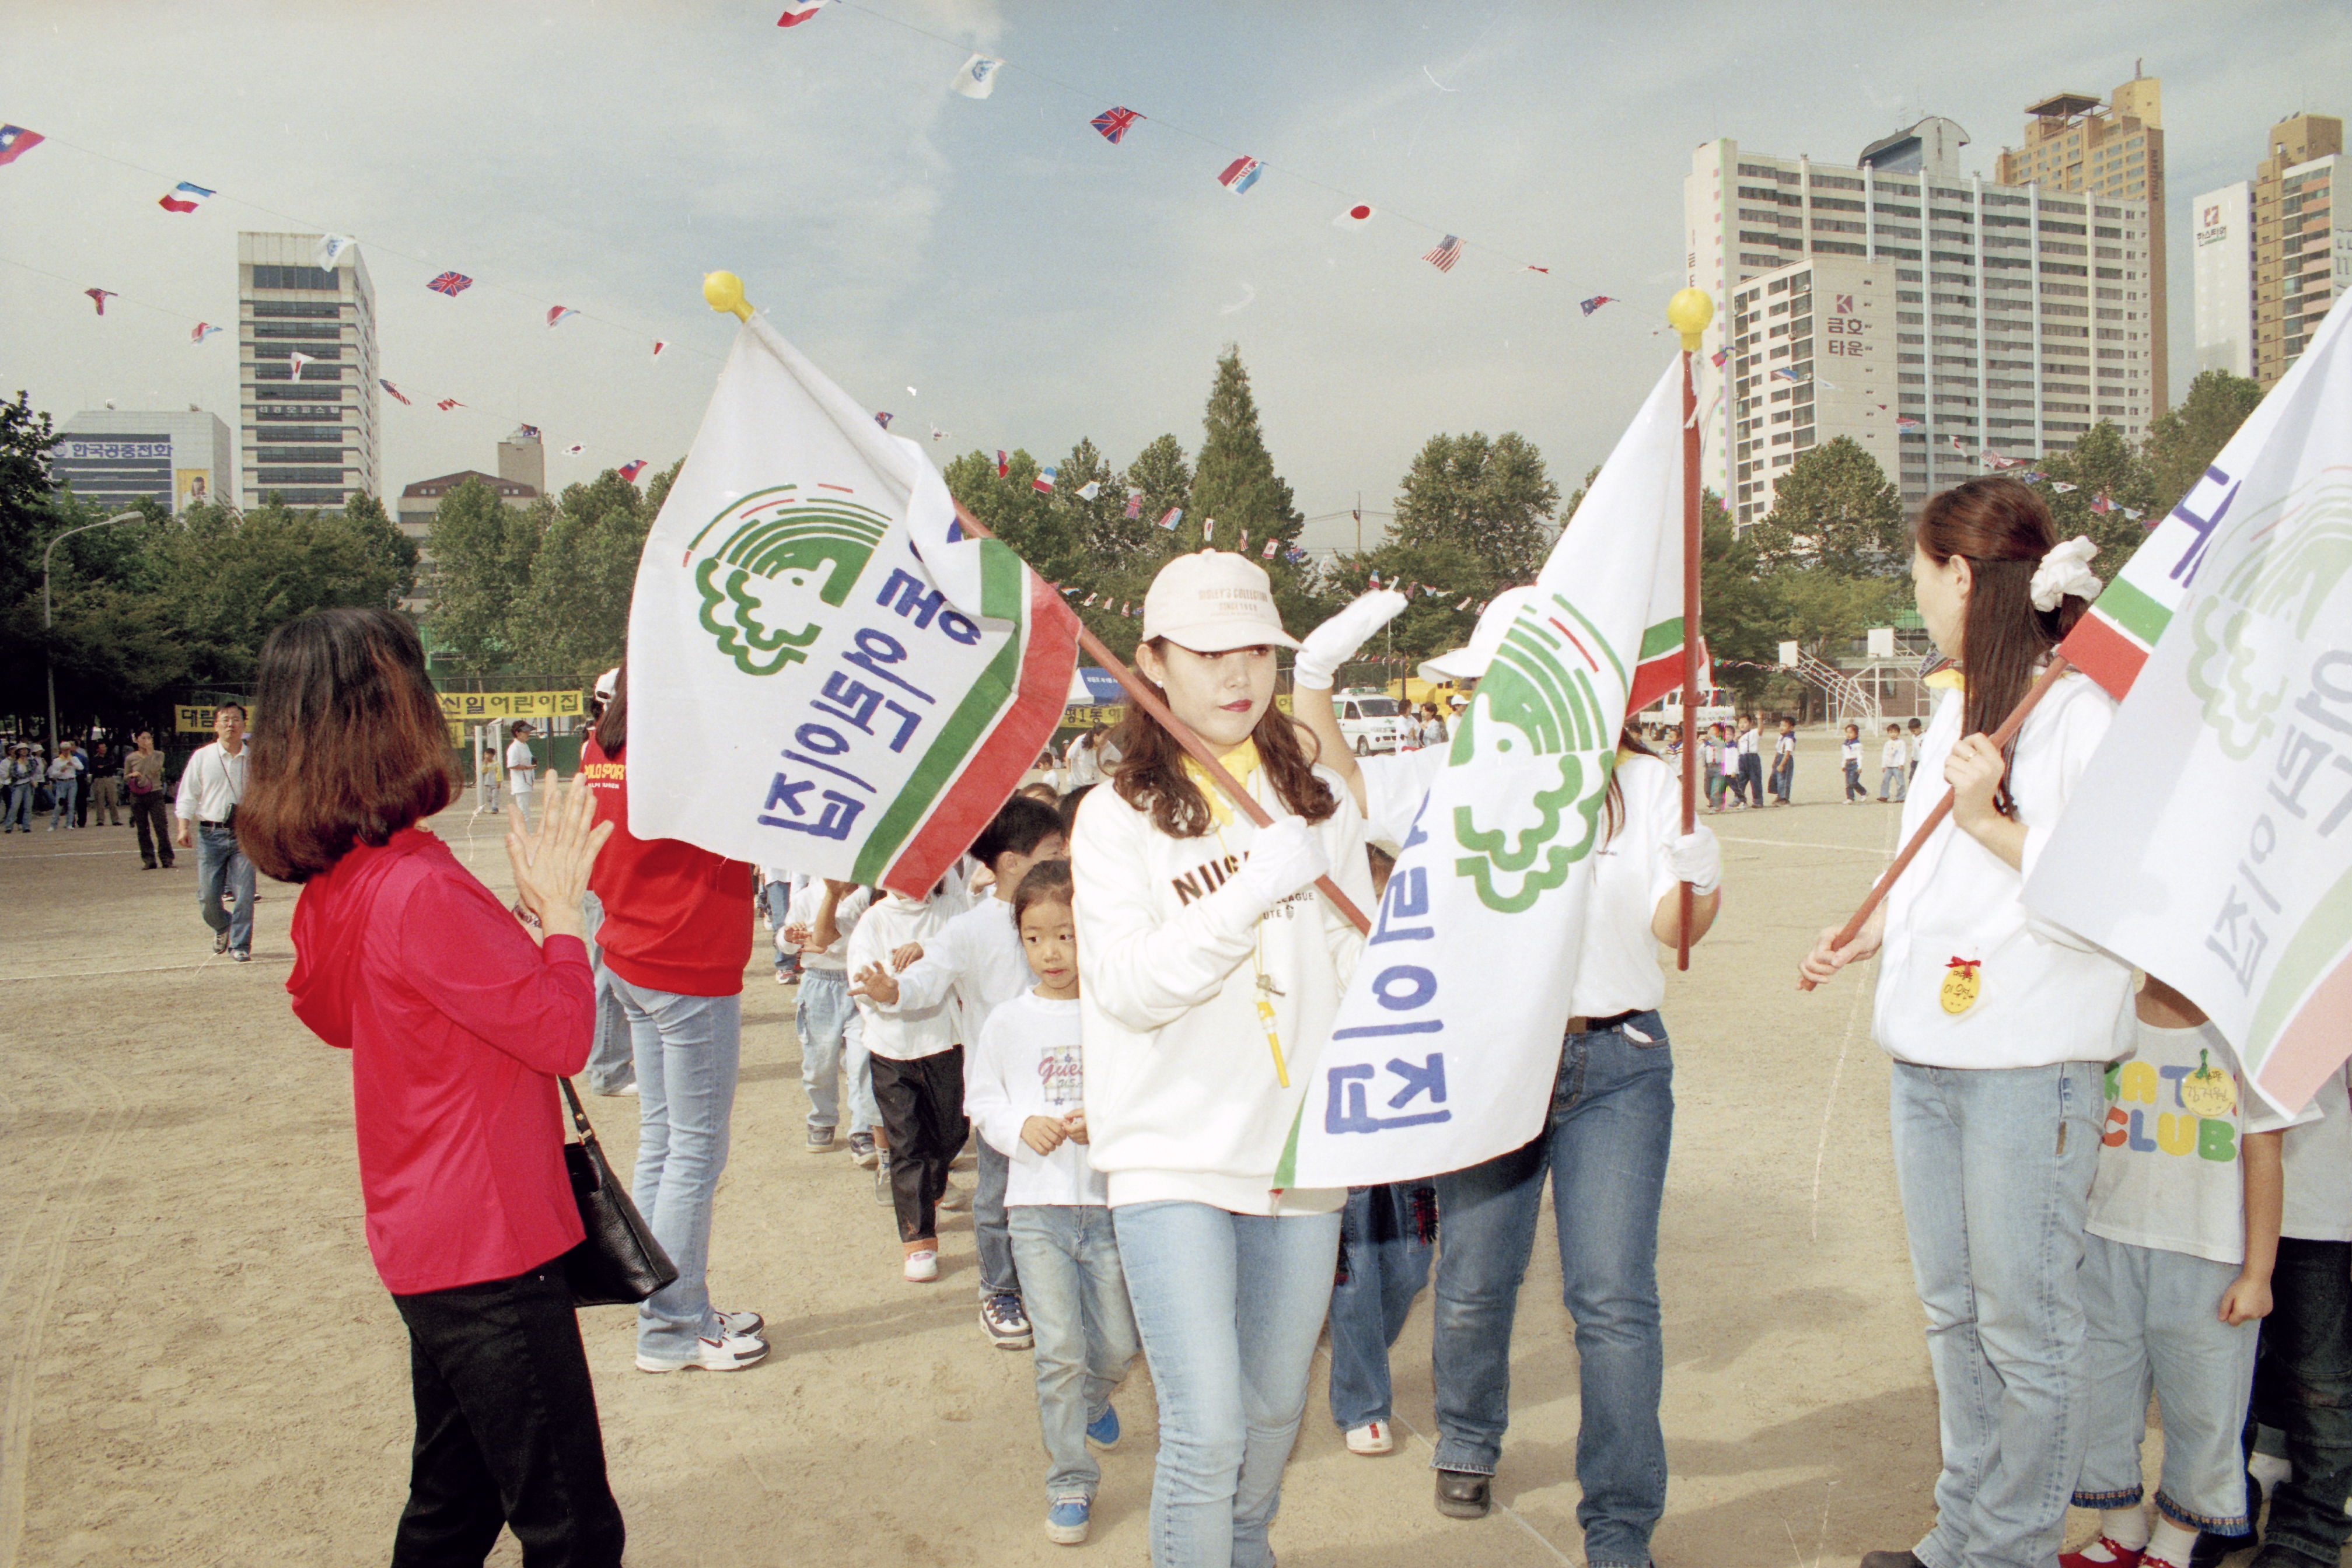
[1646,685,1734,733]
[1333,690,1412,755]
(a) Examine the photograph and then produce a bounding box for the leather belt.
[1565,1009,1642,1035]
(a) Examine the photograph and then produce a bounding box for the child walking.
[1841,722,1865,803]
[2061,977,2298,1568]
[966,859,1140,1546]
[847,878,964,1282]
[785,878,875,1158]
[1879,722,1910,802]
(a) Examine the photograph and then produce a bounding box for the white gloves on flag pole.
[1293,590,1411,690]
[1668,826,1722,896]
[1236,816,1331,911]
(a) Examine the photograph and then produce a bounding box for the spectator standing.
[505,722,539,830]
[44,741,83,830]
[124,731,174,866]
[1734,713,1764,808]
[249,606,627,1567]
[176,705,254,960]
[3,743,35,831]
[1841,723,1865,803]
[1770,717,1797,806]
[1879,723,1910,803]
[85,740,123,826]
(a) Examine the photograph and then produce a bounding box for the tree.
[506,471,652,687]
[2143,369,2263,519]
[1747,436,1906,578]
[1191,346,1303,561]
[424,478,543,673]
[2038,421,2157,575]
[1390,432,1561,582]
[1696,494,1778,705]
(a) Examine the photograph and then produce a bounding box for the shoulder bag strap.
[558,1076,597,1144]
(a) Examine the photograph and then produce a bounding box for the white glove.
[1235,815,1331,909]
[1292,590,1410,690]
[1667,826,1722,896]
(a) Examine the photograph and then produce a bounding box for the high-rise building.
[1687,118,2156,530]
[497,425,546,495]
[2193,115,2347,388]
[1994,75,2168,410]
[236,232,380,508]
[2192,183,2256,377]
[51,408,235,512]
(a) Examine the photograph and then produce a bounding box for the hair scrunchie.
[2029,535,2102,612]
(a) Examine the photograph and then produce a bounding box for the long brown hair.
[1109,642,1337,838]
[238,608,457,883]
[592,659,628,757]
[1914,477,2091,815]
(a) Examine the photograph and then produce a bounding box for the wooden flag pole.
[1797,655,2074,992]
[1668,289,1714,972]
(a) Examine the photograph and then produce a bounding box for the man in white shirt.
[175,703,254,961]
[504,722,539,828]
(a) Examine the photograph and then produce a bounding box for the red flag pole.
[1668,289,1714,971]
[1797,655,2073,991]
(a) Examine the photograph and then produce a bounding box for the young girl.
[1715,720,1742,809]
[847,876,964,1282]
[1071,550,1373,1568]
[1841,722,1865,803]
[966,859,1140,1547]
[1802,477,2136,1568]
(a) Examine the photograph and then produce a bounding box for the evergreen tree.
[1747,436,1906,577]
[1391,431,1561,582]
[1191,347,1303,558]
[2143,369,2263,518]
[425,477,543,673]
[2038,421,2157,574]
[507,470,653,687]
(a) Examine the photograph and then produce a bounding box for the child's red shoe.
[2059,1540,2145,1568]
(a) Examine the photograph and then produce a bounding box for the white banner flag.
[1287,359,1689,1186]
[2025,289,2352,1115]
[624,315,1078,895]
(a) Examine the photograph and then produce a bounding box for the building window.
[250,265,345,292]
[255,467,348,484]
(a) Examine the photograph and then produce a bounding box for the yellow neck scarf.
[1182,739,1262,825]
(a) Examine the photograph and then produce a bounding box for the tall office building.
[1687,118,2156,529]
[1994,75,2168,411]
[497,425,546,495]
[2193,116,2347,388]
[2193,183,2257,377]
[236,233,380,508]
[50,408,234,512]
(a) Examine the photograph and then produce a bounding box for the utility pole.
[43,511,144,752]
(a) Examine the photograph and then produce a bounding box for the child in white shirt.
[847,880,963,1282]
[1841,723,1865,803]
[965,859,1139,1547]
[1879,723,1910,802]
[785,880,874,1158]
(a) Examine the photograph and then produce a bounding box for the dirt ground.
[0,732,2256,1567]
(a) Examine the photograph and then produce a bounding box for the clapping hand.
[506,778,613,944]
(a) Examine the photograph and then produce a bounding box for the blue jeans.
[794,970,872,1136]
[48,779,77,827]
[976,1140,1019,1299]
[2,783,29,830]
[611,975,743,1360]
[1883,765,1909,801]
[195,822,256,953]
[762,881,797,974]
[1431,1011,1674,1568]
[1113,1201,1342,1568]
[2073,1233,2257,1533]
[580,892,635,1094]
[1010,1205,1140,1504]
[1327,1183,1435,1430]
[1889,1059,2103,1568]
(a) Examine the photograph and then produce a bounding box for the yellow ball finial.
[1668,288,1714,351]
[704,271,753,321]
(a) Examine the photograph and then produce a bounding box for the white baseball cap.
[593,667,619,700]
[1420,586,1536,684]
[1142,549,1299,652]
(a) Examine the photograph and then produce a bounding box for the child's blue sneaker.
[1045,1498,1091,1545]
[1085,1404,1121,1450]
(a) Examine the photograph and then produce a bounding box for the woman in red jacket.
[240,607,625,1568]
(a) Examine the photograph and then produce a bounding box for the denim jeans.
[1431,1011,1674,1568]
[1010,1205,1140,1504]
[579,892,634,1096]
[2,783,29,830]
[48,779,77,827]
[1889,1059,2103,1568]
[1845,760,1865,801]
[389,1260,625,1568]
[1770,757,1794,802]
[1883,765,1909,802]
[762,881,795,974]
[2253,1237,2352,1566]
[611,975,743,1360]
[976,1139,1020,1299]
[2073,1233,2257,1532]
[794,970,872,1136]
[195,822,256,953]
[1327,1182,1435,1430]
[1113,1201,1343,1568]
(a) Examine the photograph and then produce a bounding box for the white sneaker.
[636,1329,768,1373]
[1346,1420,1395,1455]
[904,1248,939,1283]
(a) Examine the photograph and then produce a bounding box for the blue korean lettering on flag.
[626,314,1079,896]
[1285,357,1690,1186]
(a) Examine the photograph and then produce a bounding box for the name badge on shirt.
[2180,1049,2238,1119]
[1941,956,1981,1016]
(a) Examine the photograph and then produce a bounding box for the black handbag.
[557,1077,678,1307]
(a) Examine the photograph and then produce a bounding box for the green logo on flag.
[1450,612,1613,914]
[689,488,890,676]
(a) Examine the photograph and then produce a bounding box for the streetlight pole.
[43,510,145,753]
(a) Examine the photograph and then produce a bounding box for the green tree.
[1770,567,1905,661]
[1747,436,1906,577]
[2038,421,2157,575]
[506,470,652,687]
[2143,369,2263,518]
[425,478,543,673]
[1696,494,1778,706]
[1191,346,1303,561]
[1121,433,1194,551]
[1391,432,1561,582]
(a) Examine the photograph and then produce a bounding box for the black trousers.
[389,1261,625,1568]
[130,790,173,866]
[2253,1238,2352,1567]
[871,1046,967,1245]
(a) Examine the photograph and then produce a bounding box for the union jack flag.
[1091,107,1141,145]
[1423,235,1462,273]
[427,271,473,298]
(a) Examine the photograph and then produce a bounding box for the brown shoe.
[1859,1553,1927,1568]
[1434,1469,1491,1520]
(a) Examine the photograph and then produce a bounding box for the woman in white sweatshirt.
[1071,550,1373,1568]
[1802,478,2130,1568]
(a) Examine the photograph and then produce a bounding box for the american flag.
[380,378,411,405]
[1423,235,1463,273]
[427,271,474,298]
[1579,295,1616,315]
[436,398,464,412]
[1091,107,1141,145]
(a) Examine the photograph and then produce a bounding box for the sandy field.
[0,732,2249,1567]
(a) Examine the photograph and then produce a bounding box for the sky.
[2,0,2344,554]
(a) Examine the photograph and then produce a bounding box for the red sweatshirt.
[581,737,754,997]
[286,827,591,1295]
